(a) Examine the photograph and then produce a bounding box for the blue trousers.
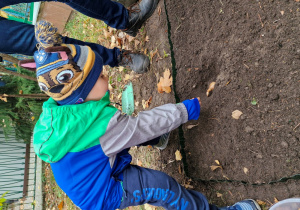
[0,17,121,66]
[119,165,219,210]
[0,0,129,29]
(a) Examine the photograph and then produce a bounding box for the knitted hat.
[19,21,103,105]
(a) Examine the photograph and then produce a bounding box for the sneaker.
[219,199,261,210]
[123,0,159,37]
[154,132,170,150]
[118,50,150,73]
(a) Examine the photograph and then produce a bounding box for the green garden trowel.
[122,82,134,115]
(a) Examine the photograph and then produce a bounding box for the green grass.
[64,11,107,43]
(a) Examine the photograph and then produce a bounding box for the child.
[19,22,261,210]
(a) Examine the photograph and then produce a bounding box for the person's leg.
[119,165,216,210]
[0,0,129,29]
[0,18,120,66]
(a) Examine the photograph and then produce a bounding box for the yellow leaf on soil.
[210,165,222,171]
[175,150,182,161]
[206,82,216,97]
[186,124,198,130]
[256,200,267,206]
[124,74,131,81]
[215,160,221,165]
[243,167,249,174]
[232,110,243,119]
[274,197,279,203]
[216,192,222,197]
[157,69,173,93]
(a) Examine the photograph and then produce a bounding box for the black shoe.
[124,0,159,37]
[118,50,150,73]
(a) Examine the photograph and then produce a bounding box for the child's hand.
[192,97,201,107]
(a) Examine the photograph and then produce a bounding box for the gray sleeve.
[100,103,188,157]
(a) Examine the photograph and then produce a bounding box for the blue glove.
[182,98,201,120]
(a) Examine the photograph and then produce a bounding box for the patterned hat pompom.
[35,20,62,49]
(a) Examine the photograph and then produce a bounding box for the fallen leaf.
[117,38,123,46]
[142,99,146,109]
[256,200,267,206]
[150,49,158,63]
[178,165,182,174]
[158,6,162,16]
[111,35,116,44]
[280,11,284,15]
[19,90,23,94]
[31,116,35,121]
[144,204,156,210]
[232,110,243,119]
[184,184,194,189]
[216,192,222,197]
[145,36,150,42]
[206,82,216,97]
[210,165,222,171]
[57,201,64,210]
[118,66,124,72]
[175,150,182,161]
[215,160,221,165]
[135,101,139,107]
[274,197,279,203]
[157,69,173,93]
[143,96,152,108]
[134,40,140,48]
[127,35,135,42]
[243,167,249,174]
[124,74,131,81]
[137,159,143,167]
[187,124,198,129]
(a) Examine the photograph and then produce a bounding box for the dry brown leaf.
[187,124,198,130]
[178,165,182,174]
[134,40,140,48]
[158,6,162,16]
[280,11,284,15]
[137,159,143,167]
[157,69,173,93]
[150,49,158,63]
[117,38,123,46]
[124,74,131,81]
[274,197,279,203]
[210,165,222,171]
[216,192,222,198]
[0,95,7,102]
[127,35,135,42]
[175,150,182,161]
[58,201,64,210]
[184,184,194,189]
[232,110,243,119]
[103,30,111,39]
[215,160,221,165]
[243,167,249,174]
[135,101,139,107]
[19,90,23,94]
[206,82,216,97]
[145,36,150,42]
[142,96,152,109]
[256,200,267,206]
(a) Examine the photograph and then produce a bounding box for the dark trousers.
[0,17,121,66]
[0,0,129,29]
[119,165,219,210]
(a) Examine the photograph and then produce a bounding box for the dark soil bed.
[133,0,300,207]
